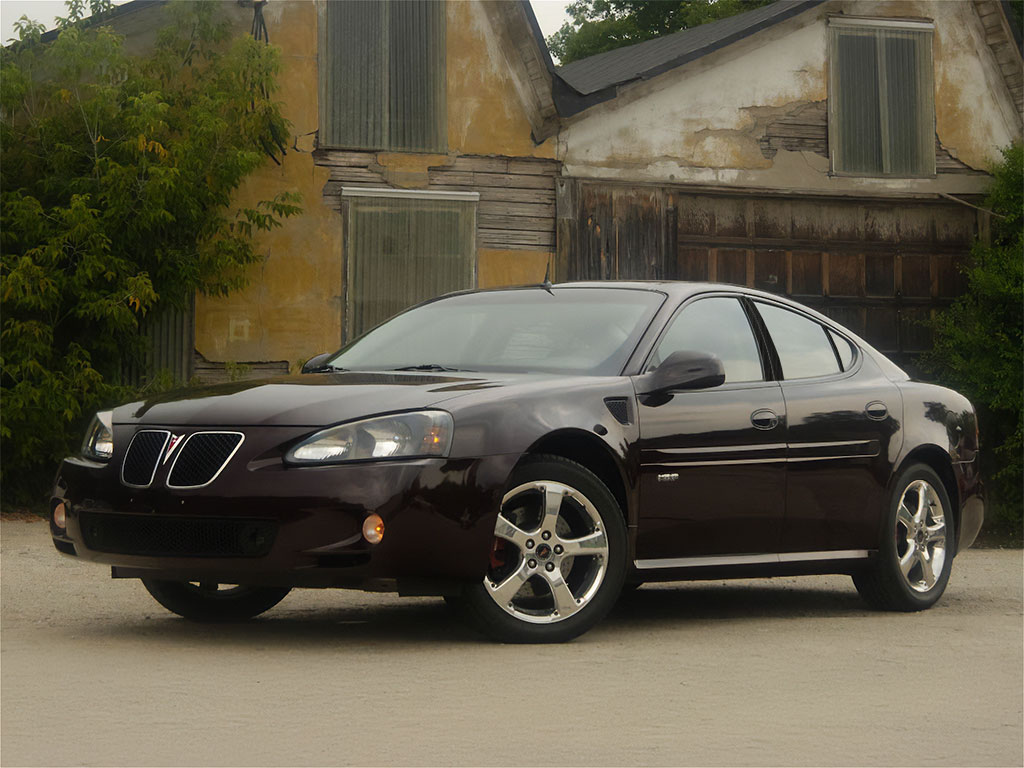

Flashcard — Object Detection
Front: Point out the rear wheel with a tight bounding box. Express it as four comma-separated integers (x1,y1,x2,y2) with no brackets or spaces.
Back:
141,579,291,621
459,455,627,643
853,463,954,611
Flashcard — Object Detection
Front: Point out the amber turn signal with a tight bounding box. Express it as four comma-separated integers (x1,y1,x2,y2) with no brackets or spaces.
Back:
362,513,384,545
52,502,66,529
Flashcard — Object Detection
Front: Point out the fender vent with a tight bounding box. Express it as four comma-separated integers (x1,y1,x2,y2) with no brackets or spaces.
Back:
603,397,633,426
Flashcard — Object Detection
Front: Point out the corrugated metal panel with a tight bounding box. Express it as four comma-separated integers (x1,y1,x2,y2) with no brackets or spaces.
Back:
123,297,195,386
320,0,445,152
344,192,476,340
830,23,935,176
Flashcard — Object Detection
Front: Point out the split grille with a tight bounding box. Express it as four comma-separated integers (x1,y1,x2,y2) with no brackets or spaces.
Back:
79,512,276,557
167,432,244,489
120,430,244,490
121,431,170,487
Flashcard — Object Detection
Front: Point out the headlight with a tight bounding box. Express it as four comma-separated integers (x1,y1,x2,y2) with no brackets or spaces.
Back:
285,410,453,465
81,411,114,461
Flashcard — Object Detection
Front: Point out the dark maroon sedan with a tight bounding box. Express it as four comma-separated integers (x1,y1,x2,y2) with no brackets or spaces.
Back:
51,282,984,642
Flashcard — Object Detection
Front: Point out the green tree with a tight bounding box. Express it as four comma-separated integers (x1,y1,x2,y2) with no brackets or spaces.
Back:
1,1,301,505
927,143,1023,538
548,0,775,65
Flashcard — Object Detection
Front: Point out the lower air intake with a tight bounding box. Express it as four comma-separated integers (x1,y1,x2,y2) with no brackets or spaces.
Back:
79,512,276,557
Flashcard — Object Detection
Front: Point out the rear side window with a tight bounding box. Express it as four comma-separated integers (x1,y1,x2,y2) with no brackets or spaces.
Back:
650,297,764,383
828,329,857,371
756,302,841,379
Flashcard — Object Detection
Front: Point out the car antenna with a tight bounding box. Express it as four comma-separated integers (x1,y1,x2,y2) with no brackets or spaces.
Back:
542,262,554,295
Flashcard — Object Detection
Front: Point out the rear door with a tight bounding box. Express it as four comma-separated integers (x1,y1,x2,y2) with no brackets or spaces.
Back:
632,295,787,564
750,300,902,555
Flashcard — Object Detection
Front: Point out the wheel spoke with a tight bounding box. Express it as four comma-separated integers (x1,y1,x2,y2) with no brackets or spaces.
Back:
540,484,564,532
544,570,581,618
488,560,530,606
493,513,533,550
559,530,607,558
896,502,916,534
914,482,929,525
925,521,946,544
899,548,918,578
918,548,936,587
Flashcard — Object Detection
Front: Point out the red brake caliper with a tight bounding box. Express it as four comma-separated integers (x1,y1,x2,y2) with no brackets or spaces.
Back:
489,538,507,570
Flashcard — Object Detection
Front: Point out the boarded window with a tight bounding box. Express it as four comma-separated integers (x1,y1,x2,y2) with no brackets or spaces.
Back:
829,18,935,177
320,0,446,152
343,189,477,340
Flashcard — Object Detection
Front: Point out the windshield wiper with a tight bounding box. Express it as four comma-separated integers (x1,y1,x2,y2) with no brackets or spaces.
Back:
306,363,348,373
390,364,466,372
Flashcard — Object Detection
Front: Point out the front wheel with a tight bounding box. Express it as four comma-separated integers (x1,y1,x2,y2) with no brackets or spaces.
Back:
853,463,955,611
459,455,627,643
141,579,291,621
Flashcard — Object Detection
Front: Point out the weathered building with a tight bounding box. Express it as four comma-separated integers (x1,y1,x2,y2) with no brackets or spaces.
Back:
65,0,1022,378
551,0,1022,369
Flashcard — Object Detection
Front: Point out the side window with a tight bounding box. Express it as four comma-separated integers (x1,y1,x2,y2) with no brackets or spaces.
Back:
828,329,857,371
650,297,764,383
756,303,841,379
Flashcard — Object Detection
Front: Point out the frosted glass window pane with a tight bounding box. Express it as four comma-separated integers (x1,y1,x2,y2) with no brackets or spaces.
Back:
345,196,475,339
830,24,934,176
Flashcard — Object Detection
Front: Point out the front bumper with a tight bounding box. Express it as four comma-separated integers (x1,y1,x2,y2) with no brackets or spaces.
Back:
51,431,519,592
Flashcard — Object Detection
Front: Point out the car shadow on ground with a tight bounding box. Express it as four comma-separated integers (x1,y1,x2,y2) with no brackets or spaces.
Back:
64,581,873,648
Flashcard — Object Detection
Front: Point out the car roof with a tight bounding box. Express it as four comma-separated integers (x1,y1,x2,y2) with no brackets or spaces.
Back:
445,280,909,382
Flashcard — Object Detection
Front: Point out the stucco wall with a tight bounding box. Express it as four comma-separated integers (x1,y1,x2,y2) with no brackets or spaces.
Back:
558,0,1021,193
195,0,556,365
194,1,340,365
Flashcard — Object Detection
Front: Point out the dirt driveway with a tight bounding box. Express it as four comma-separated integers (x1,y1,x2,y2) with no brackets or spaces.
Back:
2,519,1021,767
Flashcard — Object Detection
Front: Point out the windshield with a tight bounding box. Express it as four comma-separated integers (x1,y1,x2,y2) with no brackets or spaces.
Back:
329,287,665,376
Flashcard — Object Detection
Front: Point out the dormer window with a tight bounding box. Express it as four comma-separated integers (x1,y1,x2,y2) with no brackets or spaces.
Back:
828,17,935,177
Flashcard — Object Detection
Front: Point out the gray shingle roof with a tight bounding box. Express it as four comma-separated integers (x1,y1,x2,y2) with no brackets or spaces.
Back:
556,0,825,97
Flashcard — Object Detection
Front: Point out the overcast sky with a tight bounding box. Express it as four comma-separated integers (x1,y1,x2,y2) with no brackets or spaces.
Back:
2,0,572,47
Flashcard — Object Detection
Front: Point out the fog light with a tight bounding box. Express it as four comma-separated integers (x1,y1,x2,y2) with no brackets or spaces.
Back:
362,513,384,545
53,502,66,529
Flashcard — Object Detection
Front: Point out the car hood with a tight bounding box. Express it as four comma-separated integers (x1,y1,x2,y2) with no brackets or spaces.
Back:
114,371,551,427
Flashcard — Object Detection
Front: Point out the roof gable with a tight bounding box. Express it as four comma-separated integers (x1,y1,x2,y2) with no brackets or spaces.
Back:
555,0,824,106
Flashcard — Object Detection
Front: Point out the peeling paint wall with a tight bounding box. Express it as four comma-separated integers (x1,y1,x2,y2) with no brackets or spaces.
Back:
192,0,557,367
192,1,341,366
447,2,556,159
559,1,1021,193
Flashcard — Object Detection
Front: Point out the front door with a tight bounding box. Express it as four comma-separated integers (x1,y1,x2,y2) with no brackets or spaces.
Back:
633,295,787,564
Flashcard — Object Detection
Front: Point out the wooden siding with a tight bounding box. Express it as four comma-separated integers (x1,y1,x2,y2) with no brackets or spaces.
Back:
556,179,978,366
757,99,980,173
316,149,559,250
974,0,1023,117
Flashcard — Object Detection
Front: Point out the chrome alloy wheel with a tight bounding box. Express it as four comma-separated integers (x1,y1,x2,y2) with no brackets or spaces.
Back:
484,481,609,624
894,479,947,593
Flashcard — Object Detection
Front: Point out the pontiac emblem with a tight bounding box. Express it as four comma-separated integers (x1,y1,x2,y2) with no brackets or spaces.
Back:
163,434,185,464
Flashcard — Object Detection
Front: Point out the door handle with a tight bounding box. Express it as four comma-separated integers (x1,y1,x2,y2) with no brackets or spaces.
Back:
865,401,888,421
751,409,779,430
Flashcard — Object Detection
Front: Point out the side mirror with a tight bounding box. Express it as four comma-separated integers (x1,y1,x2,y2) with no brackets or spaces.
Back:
301,352,333,374
638,350,726,395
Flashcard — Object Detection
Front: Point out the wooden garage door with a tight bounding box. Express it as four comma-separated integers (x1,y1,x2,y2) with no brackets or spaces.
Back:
556,180,977,367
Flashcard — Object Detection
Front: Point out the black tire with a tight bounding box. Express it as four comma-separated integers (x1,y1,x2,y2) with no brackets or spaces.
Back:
853,463,955,611
141,579,291,622
459,455,627,643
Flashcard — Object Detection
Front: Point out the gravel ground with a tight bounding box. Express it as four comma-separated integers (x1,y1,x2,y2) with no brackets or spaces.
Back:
2,518,1021,767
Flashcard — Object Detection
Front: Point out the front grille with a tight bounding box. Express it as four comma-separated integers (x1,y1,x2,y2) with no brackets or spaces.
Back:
79,512,277,557
167,432,243,488
121,430,170,487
